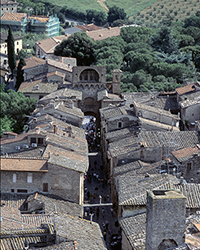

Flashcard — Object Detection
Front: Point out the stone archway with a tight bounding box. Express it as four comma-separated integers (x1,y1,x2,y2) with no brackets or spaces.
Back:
158,239,178,250
79,69,99,83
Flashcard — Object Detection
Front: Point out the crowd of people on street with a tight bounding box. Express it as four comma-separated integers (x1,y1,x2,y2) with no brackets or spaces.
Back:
83,116,122,249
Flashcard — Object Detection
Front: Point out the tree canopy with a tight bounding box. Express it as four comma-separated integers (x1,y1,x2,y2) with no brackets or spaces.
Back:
108,6,126,23
54,32,95,66
6,26,16,77
0,85,37,134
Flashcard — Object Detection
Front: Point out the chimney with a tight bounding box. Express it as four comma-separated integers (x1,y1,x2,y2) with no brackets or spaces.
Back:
146,190,186,250
53,124,57,133
179,176,184,184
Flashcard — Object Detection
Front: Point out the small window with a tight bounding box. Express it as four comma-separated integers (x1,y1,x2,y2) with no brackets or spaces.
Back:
38,137,43,145
17,41,18,45
11,189,14,192
27,173,32,183
118,121,123,128
31,137,36,143
13,174,16,183
187,163,192,171
43,183,48,192
39,95,43,99
17,189,27,193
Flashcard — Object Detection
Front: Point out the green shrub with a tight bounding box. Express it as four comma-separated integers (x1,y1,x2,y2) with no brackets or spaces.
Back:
141,13,144,18
187,11,190,15
137,11,140,16
153,7,157,11
158,15,162,20
157,9,160,13
161,11,165,15
169,9,173,13
174,11,178,15
145,15,150,20
153,13,157,18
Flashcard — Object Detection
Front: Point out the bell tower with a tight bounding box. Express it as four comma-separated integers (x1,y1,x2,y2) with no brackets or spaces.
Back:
112,69,121,95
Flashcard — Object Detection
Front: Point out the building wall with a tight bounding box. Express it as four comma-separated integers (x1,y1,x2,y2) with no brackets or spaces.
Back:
123,205,146,218
107,116,138,132
47,64,72,82
121,231,133,250
174,155,200,183
0,2,18,16
0,39,22,55
1,19,27,32
135,107,179,127
146,190,186,250
181,103,200,124
1,170,49,193
23,92,48,101
24,64,48,81
48,163,82,204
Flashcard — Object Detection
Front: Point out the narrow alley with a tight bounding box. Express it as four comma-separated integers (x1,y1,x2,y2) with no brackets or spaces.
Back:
83,117,121,250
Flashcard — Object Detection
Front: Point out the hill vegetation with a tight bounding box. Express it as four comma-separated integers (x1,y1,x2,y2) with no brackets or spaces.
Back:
54,12,200,93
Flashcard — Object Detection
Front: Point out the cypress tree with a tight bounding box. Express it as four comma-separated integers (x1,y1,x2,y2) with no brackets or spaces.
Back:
16,58,26,91
6,26,16,77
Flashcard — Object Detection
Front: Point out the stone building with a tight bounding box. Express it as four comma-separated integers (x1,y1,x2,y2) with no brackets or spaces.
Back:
0,122,88,205
0,31,22,57
0,0,18,16
171,145,200,183
146,190,186,250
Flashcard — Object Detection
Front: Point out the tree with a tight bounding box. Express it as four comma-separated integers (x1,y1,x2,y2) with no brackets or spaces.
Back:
6,26,16,77
16,58,26,91
54,32,95,66
108,6,126,23
0,86,37,134
151,26,179,54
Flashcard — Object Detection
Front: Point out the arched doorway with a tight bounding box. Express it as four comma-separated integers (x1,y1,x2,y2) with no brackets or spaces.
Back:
158,239,178,250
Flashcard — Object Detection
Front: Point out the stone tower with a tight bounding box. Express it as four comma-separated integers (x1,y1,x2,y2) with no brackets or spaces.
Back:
146,190,186,250
112,69,121,95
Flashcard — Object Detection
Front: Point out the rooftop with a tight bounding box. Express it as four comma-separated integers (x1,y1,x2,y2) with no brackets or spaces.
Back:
1,0,18,5
175,82,200,96
114,173,179,206
47,58,73,72
35,35,69,54
29,15,49,23
171,145,200,162
18,79,58,94
100,105,128,120
75,23,101,32
86,26,121,41
21,56,46,70
0,12,26,22
1,157,48,172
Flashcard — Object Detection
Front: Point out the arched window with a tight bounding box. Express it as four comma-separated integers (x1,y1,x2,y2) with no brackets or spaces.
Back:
118,121,123,128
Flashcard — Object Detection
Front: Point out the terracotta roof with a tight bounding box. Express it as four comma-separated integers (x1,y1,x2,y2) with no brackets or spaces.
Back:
75,23,101,32
0,133,28,145
1,157,48,172
29,15,49,23
171,145,200,162
0,12,26,22
175,83,200,96
36,36,69,54
86,27,121,41
1,0,18,5
22,56,46,70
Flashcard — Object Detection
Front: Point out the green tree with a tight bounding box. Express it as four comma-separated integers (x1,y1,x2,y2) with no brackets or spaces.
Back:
0,86,37,134
6,26,16,77
16,58,26,91
108,6,126,23
54,32,95,66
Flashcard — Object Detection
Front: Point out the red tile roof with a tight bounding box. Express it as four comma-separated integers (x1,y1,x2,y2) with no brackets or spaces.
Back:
175,83,200,95
29,15,49,23
75,23,101,32
0,133,28,145
1,157,48,172
0,12,26,22
171,146,200,160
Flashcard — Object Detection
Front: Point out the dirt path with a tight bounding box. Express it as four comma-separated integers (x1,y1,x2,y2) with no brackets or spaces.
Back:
97,0,109,12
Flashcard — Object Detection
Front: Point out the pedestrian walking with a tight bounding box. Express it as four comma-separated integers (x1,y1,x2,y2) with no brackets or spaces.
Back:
93,193,96,202
102,221,106,230
102,208,105,217
103,230,107,241
107,194,109,202
99,195,102,204
105,220,109,230
110,207,114,216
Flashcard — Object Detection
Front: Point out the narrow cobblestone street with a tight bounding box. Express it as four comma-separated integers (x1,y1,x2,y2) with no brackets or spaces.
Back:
83,151,121,250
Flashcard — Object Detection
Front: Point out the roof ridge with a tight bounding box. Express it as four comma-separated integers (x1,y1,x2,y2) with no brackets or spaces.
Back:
1,156,49,160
